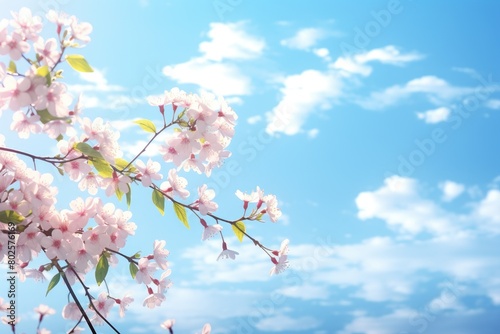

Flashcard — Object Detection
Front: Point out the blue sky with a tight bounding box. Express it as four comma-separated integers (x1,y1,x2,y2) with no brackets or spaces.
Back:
1,0,500,333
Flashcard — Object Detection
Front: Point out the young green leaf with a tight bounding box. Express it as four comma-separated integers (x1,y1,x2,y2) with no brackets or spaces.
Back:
0,210,25,224
232,221,246,242
115,158,137,172
91,159,113,178
173,202,189,229
66,54,94,72
152,189,165,215
36,109,62,124
7,61,17,73
74,142,104,160
115,186,123,201
133,119,157,133
129,262,138,279
95,254,109,286
126,184,132,208
46,273,61,296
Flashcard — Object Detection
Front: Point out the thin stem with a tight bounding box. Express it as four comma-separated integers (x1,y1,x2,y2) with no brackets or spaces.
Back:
120,121,175,172
0,147,87,166
53,262,97,334
67,263,121,334
68,315,84,334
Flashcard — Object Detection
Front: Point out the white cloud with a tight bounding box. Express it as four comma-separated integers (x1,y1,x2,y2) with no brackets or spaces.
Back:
357,75,486,110
163,58,251,96
417,107,451,124
199,22,265,61
266,46,424,136
440,180,465,202
338,309,412,334
266,69,342,135
332,45,423,77
163,22,264,97
307,128,319,138
71,68,125,93
355,176,458,235
313,48,331,61
474,189,500,232
276,283,329,300
486,99,500,109
255,314,321,332
281,28,326,50
247,115,262,124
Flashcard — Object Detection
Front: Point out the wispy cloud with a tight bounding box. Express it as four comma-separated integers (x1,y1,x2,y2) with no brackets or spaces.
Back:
266,46,423,136
163,22,264,97
280,27,327,50
417,107,451,124
439,180,465,202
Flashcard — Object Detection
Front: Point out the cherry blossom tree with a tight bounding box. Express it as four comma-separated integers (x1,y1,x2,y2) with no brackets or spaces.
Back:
0,7,289,334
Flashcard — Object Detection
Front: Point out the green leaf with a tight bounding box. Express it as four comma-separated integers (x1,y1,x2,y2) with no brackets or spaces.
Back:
115,186,123,201
232,221,246,242
115,158,137,172
95,254,109,286
7,61,17,73
173,202,189,229
36,65,51,85
74,142,104,160
129,262,138,279
91,159,113,178
126,184,132,208
152,189,165,215
57,167,64,176
66,54,94,72
36,109,62,124
133,119,157,133
46,273,60,296
0,210,25,224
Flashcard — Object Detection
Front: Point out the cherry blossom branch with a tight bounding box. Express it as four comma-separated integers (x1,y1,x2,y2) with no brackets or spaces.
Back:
52,261,97,334
0,147,87,167
105,248,138,264
120,120,176,173
65,262,121,334
152,184,268,252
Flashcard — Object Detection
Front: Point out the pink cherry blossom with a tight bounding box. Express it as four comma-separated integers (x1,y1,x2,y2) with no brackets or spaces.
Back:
136,159,162,187
34,304,55,318
0,31,30,60
135,258,157,284
217,242,239,261
89,292,114,325
82,225,110,256
34,37,60,67
202,223,223,241
200,323,212,334
34,82,73,117
41,229,72,260
263,194,282,222
69,16,92,43
46,10,72,34
62,302,82,320
195,184,218,215
143,289,165,309
10,111,42,138
161,319,175,331
0,75,33,111
78,172,101,195
104,172,131,197
150,240,169,270
116,294,134,318
10,7,42,41
160,169,190,199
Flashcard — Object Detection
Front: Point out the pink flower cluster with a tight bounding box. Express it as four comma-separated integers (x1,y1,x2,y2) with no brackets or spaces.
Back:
0,136,171,321
153,88,237,176
235,186,282,222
